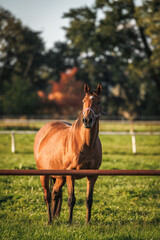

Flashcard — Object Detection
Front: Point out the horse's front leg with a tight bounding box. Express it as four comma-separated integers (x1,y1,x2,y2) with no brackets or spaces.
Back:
66,176,76,223
86,176,98,223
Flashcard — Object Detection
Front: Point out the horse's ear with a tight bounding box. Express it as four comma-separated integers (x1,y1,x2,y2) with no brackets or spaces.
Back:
97,83,102,95
84,83,90,93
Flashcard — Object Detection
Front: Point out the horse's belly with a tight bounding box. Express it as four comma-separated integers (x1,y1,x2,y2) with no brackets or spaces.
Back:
37,140,65,170
35,123,70,170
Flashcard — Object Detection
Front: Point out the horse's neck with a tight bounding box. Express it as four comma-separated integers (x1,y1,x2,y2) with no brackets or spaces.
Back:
73,113,99,148
83,120,99,147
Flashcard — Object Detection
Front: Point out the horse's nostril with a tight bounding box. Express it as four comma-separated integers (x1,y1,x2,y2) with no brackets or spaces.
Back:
83,118,87,124
89,117,92,124
83,117,92,126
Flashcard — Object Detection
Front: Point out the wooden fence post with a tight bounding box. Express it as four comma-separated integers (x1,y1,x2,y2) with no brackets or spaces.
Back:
11,132,15,153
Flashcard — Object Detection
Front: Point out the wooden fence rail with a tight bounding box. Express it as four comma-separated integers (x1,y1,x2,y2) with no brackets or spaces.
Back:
0,169,160,176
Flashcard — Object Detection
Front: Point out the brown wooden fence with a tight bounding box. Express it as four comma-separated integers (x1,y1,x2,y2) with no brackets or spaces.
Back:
0,169,160,176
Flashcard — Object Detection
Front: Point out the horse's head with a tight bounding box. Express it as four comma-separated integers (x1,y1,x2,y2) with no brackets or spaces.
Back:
82,83,102,128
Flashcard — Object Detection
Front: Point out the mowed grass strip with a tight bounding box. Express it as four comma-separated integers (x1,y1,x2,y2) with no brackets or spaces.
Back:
0,123,160,240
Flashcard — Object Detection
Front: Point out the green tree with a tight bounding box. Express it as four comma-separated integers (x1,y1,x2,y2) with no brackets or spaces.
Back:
63,0,160,117
0,7,48,114
2,75,40,114
45,41,80,81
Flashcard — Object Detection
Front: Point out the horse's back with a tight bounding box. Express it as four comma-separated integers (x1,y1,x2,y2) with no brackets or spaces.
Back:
34,121,71,166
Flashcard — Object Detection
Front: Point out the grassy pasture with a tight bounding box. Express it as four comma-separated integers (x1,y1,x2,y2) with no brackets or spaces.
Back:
1,119,160,132
0,121,160,239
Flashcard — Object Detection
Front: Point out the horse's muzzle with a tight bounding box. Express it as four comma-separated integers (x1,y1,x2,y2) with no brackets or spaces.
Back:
82,117,93,128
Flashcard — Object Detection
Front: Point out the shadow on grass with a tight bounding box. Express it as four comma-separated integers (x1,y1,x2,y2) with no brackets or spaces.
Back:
126,189,160,199
0,150,34,154
0,126,39,131
15,151,34,154
0,195,13,205
14,164,36,170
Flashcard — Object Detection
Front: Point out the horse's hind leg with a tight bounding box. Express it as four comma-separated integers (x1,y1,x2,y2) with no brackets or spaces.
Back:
40,175,52,224
55,187,63,217
52,178,65,219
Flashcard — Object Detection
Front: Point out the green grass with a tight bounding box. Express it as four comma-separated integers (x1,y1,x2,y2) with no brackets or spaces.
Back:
0,123,160,239
100,121,160,132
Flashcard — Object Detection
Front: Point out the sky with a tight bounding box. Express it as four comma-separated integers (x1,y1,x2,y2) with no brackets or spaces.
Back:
0,0,94,49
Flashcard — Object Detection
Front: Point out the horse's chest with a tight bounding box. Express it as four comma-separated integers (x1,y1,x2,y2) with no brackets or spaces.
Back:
64,149,98,170
63,137,101,170
77,159,93,170
78,152,97,169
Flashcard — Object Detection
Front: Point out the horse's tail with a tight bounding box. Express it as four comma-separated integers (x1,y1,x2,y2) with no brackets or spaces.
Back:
49,177,55,192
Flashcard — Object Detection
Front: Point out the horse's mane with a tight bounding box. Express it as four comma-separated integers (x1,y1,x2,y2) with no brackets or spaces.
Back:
75,111,83,128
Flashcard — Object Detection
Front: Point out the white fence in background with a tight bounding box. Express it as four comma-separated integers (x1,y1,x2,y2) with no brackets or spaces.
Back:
0,130,160,154
0,131,37,153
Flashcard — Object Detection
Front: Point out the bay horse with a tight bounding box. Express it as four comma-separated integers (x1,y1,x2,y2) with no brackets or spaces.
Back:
34,83,102,224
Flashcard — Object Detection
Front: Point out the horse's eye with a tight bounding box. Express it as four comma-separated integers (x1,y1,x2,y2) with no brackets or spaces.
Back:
97,101,100,105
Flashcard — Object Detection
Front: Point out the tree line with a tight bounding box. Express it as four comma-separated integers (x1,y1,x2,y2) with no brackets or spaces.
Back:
0,0,160,119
